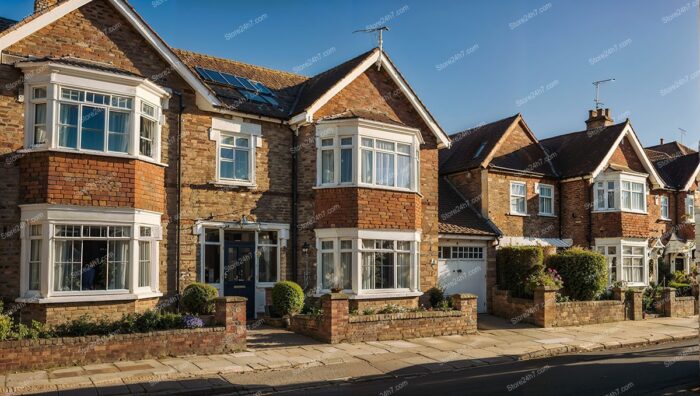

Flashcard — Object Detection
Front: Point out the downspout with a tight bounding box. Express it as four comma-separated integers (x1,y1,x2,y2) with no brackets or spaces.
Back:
588,182,594,248
291,126,299,283
558,181,563,239
173,91,185,301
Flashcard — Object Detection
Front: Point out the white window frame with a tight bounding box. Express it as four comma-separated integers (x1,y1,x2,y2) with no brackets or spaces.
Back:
594,238,648,286
439,245,484,260
256,230,280,286
686,195,695,223
537,183,554,216
28,224,43,292
18,205,162,302
593,172,648,214
19,62,169,165
29,86,48,147
660,195,670,220
315,228,421,298
210,118,261,187
314,119,423,193
509,181,527,215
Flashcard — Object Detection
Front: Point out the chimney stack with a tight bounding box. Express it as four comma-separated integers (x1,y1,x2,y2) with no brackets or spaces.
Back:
660,138,664,145
34,0,60,13
585,108,614,130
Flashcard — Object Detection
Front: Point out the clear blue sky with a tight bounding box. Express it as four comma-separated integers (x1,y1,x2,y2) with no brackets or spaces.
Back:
2,1,699,147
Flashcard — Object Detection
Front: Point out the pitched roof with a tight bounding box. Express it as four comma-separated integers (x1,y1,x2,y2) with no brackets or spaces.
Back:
0,17,16,33
539,122,628,179
646,141,696,157
652,152,700,190
318,109,405,127
174,48,307,119
291,49,378,115
439,114,518,174
645,148,670,162
18,56,143,77
438,178,498,236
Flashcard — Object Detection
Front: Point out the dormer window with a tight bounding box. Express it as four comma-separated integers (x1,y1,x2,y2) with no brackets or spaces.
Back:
18,60,170,164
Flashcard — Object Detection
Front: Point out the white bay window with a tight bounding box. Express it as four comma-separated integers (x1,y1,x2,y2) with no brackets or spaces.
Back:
315,118,422,192
19,205,162,302
685,195,695,222
316,229,421,297
593,171,648,213
595,238,648,286
19,61,169,164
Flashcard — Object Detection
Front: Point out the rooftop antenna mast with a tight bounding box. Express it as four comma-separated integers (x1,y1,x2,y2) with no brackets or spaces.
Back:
679,127,688,145
353,26,389,70
592,78,615,109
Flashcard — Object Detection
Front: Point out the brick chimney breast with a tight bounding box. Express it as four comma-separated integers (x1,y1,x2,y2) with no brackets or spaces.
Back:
34,0,61,13
585,108,614,130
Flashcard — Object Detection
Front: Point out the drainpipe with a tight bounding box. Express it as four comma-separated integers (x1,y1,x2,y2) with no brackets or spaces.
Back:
291,126,299,283
557,181,563,239
173,91,185,301
588,182,594,248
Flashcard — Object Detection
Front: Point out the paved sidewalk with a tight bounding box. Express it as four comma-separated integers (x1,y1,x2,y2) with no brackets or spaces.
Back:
2,315,697,395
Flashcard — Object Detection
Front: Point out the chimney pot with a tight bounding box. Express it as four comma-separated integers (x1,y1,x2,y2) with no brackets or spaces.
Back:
660,138,664,145
586,107,614,130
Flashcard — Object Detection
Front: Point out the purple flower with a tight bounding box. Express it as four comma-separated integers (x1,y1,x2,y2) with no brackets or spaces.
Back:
183,315,204,329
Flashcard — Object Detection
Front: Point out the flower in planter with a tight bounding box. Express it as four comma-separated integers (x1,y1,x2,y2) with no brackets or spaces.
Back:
182,315,204,329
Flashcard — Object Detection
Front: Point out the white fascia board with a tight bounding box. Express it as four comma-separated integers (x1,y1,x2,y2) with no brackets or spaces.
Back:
315,228,421,241
682,161,700,191
20,204,162,224
212,117,262,136
316,117,424,144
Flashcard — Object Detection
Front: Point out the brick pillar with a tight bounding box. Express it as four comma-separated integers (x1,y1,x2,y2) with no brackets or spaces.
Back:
320,293,349,344
533,286,558,327
662,288,676,317
624,289,644,320
451,293,478,333
215,296,247,350
612,287,626,302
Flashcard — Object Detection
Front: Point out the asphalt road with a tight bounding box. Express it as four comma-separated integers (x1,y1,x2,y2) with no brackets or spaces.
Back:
279,340,700,396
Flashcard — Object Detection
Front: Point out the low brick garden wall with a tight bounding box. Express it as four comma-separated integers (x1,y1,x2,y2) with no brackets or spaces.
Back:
492,286,643,327
291,293,477,343
0,297,247,373
660,288,699,318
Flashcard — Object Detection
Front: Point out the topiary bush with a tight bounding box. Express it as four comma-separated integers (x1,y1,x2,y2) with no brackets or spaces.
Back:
181,282,219,315
271,281,304,317
497,246,544,298
427,286,446,308
546,248,607,301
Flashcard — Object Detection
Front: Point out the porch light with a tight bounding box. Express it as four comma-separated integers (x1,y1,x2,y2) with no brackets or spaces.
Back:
302,242,310,255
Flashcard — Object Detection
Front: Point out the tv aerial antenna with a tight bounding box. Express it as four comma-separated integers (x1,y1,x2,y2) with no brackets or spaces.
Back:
679,128,688,145
353,26,389,70
593,78,615,109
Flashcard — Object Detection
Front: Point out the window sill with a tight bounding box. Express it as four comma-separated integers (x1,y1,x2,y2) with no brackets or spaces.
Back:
507,212,529,217
659,218,672,222
16,291,162,304
313,184,423,197
538,213,556,218
19,147,167,167
209,180,257,189
312,291,423,299
592,209,648,215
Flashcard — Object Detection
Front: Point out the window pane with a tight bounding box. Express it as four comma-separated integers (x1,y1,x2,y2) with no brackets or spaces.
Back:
340,240,352,250
376,152,394,186
81,106,106,151
235,137,249,147
340,251,352,289
362,251,394,289
321,138,333,147
397,154,411,188
138,241,150,287
397,252,411,288
205,228,220,242
397,143,411,155
321,240,334,250
340,137,352,146
81,240,108,291
220,160,234,179
234,149,250,180
321,150,334,183
340,148,352,183
54,240,81,291
141,102,156,117
221,135,235,145
32,87,47,99
397,241,411,251
258,246,277,283
361,138,374,148
107,240,129,290
29,239,41,290
376,140,394,151
33,103,47,145
258,231,277,245
139,117,155,158
321,252,334,289
58,104,79,148
204,244,221,283
108,111,129,153
361,150,373,183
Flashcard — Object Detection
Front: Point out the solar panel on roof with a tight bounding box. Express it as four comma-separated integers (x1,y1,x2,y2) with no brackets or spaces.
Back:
236,76,257,91
262,95,278,107
194,67,213,82
240,90,267,104
252,81,272,95
204,69,229,85
221,73,246,89
195,67,279,106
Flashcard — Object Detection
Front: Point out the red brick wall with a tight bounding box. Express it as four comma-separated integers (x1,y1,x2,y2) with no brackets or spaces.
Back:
607,136,646,173
446,168,483,214
314,188,421,229
490,123,534,159
560,179,591,246
19,151,165,213
19,298,159,326
485,171,559,238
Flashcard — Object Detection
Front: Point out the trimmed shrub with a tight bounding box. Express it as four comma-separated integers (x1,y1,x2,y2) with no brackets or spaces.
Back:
427,286,446,308
182,282,219,315
497,246,544,297
523,267,563,296
669,281,692,297
271,281,304,317
546,248,607,301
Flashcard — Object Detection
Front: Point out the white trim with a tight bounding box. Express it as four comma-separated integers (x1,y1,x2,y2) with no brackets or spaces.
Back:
590,123,663,188
509,181,527,215
210,118,259,186
438,234,495,241
295,51,450,148
314,228,421,241
16,291,162,304
682,162,700,191
537,183,555,216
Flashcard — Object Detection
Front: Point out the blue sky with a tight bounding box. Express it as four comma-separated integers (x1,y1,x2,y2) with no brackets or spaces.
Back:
2,1,699,147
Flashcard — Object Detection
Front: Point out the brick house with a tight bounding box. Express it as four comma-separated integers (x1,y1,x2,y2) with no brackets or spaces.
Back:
0,0,451,324
438,108,698,311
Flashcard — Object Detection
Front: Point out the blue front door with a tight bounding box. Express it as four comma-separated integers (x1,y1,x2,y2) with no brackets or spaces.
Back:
223,233,255,319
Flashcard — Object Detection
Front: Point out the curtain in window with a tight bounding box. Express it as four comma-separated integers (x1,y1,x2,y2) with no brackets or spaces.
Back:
140,117,155,157
321,251,334,289
54,240,80,291
59,104,79,148
81,106,105,150
376,152,394,186
235,149,250,180
361,252,374,290
139,241,150,287
340,148,352,183
29,240,41,290
340,251,352,289
258,246,278,283
321,150,334,183
397,252,410,288
397,155,410,188
361,150,373,183
108,240,129,290
108,111,129,153
34,103,47,144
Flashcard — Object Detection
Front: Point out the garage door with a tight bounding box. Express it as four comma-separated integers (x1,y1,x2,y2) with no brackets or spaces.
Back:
438,246,487,313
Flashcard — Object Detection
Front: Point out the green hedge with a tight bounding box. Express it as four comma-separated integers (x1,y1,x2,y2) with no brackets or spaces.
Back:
271,281,304,317
546,248,607,301
497,246,544,297
181,282,219,315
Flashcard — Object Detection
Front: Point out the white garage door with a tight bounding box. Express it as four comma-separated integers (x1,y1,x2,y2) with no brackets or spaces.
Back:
438,246,487,313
